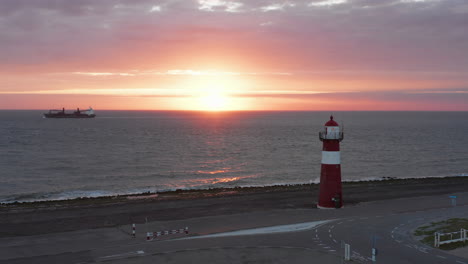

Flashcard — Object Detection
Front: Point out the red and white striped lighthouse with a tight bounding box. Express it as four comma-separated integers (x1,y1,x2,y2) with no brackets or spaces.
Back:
318,115,344,209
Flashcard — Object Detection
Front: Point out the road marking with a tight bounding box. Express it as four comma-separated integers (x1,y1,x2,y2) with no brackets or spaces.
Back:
329,234,332,238
182,220,332,239
333,239,337,243
337,222,343,225
328,249,336,252
315,234,318,238
419,249,428,254
323,246,330,249
330,225,335,229
436,255,447,259
360,217,369,220
100,250,145,259
456,261,467,264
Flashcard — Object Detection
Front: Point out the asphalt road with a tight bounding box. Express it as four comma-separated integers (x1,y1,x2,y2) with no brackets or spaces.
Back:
1,191,468,263
314,205,468,263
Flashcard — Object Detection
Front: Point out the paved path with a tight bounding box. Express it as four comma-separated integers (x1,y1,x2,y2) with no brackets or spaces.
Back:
1,192,468,263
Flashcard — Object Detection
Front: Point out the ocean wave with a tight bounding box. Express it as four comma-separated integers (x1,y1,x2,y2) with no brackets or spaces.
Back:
1,173,466,204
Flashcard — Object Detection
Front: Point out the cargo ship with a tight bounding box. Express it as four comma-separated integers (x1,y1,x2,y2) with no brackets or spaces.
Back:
43,107,96,118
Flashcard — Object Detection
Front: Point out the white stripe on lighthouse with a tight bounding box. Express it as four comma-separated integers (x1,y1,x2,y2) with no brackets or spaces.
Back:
321,151,341,164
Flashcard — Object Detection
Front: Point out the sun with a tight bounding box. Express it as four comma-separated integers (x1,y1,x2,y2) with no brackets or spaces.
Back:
199,93,228,111
173,73,251,111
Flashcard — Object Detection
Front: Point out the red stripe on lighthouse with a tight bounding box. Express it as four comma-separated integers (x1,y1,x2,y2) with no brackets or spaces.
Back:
317,116,343,209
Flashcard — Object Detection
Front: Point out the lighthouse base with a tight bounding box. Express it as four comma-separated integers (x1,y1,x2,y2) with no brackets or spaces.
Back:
317,204,344,209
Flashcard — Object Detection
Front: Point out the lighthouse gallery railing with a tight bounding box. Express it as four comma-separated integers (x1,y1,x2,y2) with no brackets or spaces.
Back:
319,131,344,141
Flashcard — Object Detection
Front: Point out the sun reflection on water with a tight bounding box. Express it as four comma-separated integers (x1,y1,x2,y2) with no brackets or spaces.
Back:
178,174,259,188
196,169,229,175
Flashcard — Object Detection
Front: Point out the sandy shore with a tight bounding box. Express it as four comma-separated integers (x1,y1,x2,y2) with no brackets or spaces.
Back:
1,177,468,238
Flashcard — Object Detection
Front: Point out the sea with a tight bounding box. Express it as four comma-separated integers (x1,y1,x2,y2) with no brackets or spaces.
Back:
1,110,467,203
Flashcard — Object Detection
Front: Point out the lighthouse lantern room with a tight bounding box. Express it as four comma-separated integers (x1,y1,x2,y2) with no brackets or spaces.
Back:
317,115,344,209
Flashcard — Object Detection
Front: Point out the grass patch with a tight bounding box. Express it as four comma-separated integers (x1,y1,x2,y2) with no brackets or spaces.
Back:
414,218,468,250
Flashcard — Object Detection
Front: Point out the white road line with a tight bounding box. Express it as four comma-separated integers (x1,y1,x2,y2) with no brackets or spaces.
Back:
337,222,343,225
328,229,331,233
419,250,428,254
328,249,336,252
323,246,330,249
315,234,318,238
436,255,447,259
456,261,467,264
100,250,145,259
182,220,332,239
330,225,335,229
333,239,337,243
329,234,332,238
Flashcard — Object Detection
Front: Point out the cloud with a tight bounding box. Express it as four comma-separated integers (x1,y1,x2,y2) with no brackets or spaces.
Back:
260,2,296,12
1,0,468,73
72,72,136,77
308,0,348,7
0,0,468,111
198,0,244,12
70,70,292,76
149,5,161,12
0,88,190,97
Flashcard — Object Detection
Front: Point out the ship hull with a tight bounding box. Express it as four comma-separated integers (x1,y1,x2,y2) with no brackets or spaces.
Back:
43,114,96,118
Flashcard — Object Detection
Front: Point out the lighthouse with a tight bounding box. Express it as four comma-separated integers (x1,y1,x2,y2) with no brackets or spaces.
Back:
318,115,344,209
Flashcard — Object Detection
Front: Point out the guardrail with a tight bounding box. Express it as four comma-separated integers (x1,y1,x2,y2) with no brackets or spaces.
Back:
434,229,466,247
147,227,189,241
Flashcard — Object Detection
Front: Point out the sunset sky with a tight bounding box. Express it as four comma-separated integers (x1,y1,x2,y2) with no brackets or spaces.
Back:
1,0,468,111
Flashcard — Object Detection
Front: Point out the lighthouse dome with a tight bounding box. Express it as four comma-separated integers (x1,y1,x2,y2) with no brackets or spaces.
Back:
325,115,339,126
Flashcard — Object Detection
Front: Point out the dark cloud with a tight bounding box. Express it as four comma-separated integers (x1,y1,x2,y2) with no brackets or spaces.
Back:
0,0,467,73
